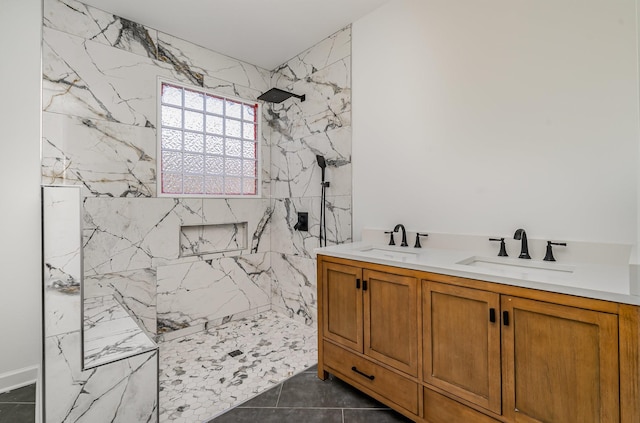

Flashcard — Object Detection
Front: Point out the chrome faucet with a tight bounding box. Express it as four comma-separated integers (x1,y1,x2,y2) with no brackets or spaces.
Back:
394,224,408,247
513,228,531,259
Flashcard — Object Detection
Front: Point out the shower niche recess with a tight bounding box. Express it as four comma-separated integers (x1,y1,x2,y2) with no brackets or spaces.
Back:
179,222,249,257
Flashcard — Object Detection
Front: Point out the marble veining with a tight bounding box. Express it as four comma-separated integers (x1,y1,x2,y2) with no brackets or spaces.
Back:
37,2,362,423
46,331,158,423
263,24,353,327
157,42,204,87
271,126,351,199
43,27,196,128
43,186,83,337
84,268,157,334
269,196,352,259
200,199,272,255
156,305,272,343
82,197,204,274
156,253,271,334
159,311,317,422
272,26,351,88
42,112,156,197
83,295,156,369
81,196,274,335
158,32,270,92
44,0,159,59
180,223,247,257
280,58,351,142
270,253,318,325
43,185,159,423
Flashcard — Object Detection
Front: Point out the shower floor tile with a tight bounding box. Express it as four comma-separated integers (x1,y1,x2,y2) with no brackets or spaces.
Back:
159,311,317,423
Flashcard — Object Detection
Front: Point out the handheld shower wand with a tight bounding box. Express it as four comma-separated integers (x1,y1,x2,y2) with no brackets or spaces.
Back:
316,155,326,182
316,155,329,247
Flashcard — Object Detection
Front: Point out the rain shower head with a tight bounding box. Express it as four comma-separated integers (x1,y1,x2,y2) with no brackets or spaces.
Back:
257,88,306,104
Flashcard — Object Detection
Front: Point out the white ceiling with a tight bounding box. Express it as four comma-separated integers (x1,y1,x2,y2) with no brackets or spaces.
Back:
79,0,390,70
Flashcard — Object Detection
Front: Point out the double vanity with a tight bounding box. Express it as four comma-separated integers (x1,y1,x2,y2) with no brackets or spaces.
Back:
316,231,640,423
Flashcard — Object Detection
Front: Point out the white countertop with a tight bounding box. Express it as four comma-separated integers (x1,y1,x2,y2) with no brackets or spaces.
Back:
316,241,640,307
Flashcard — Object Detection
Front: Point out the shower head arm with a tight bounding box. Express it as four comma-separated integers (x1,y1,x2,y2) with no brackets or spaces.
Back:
257,88,306,103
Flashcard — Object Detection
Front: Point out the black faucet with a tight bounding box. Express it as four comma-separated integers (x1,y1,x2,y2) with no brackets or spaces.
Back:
513,228,531,259
414,233,429,248
394,224,408,247
385,231,396,246
544,241,567,262
489,237,508,257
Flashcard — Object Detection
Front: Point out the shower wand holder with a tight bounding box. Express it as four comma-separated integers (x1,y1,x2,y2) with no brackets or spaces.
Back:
321,181,330,187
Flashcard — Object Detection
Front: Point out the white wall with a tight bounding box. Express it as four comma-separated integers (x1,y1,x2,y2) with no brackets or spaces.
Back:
637,1,640,264
352,0,639,245
0,0,42,390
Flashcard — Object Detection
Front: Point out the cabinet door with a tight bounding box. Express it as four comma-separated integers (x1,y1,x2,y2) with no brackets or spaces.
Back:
363,269,418,376
423,282,502,414
322,261,363,352
502,296,619,423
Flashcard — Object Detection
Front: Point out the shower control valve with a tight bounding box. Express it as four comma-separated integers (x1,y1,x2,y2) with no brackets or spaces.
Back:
294,212,308,232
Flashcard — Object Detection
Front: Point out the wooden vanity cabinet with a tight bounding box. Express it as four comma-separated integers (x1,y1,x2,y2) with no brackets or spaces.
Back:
501,296,619,423
322,261,363,352
321,260,419,375
423,283,620,423
318,255,640,423
319,258,420,416
422,282,502,414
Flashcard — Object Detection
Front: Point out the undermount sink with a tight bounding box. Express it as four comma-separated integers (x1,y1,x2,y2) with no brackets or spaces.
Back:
457,256,575,278
354,247,419,262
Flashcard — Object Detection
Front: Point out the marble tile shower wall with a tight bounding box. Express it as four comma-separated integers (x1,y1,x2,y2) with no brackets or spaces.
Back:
42,0,275,338
268,28,353,324
43,186,158,423
41,1,351,421
42,0,352,336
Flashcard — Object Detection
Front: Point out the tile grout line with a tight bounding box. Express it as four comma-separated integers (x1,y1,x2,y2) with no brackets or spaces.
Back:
274,382,284,408
0,402,37,404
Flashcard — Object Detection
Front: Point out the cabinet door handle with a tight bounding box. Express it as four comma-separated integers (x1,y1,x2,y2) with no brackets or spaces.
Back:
351,366,375,380
503,311,510,326
356,278,360,289
489,308,496,323
362,280,368,291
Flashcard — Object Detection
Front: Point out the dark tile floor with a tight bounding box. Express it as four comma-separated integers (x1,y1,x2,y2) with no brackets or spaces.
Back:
0,384,36,423
208,366,414,423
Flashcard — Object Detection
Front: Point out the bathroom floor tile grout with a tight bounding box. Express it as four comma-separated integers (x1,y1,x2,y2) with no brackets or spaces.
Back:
0,384,37,423
274,383,284,408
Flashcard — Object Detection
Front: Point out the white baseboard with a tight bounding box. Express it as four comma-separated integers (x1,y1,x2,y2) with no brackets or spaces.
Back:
0,365,38,394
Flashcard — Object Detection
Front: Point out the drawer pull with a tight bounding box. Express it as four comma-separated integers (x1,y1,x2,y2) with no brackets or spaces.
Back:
351,366,375,380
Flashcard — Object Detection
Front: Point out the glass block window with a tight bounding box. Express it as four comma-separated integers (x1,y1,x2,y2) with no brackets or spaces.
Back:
159,81,260,197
